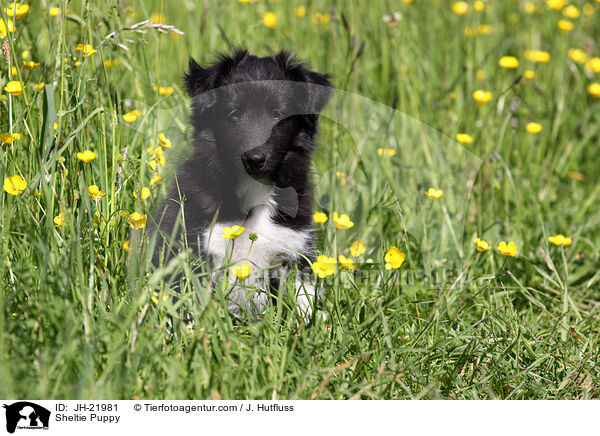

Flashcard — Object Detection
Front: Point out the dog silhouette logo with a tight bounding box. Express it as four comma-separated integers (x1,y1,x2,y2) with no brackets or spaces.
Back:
2,402,50,433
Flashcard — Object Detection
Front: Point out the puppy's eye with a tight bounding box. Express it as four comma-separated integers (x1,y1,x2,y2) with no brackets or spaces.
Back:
271,109,284,119
228,109,242,119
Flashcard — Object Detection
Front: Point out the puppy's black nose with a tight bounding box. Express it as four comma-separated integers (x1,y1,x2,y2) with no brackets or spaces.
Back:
243,151,266,169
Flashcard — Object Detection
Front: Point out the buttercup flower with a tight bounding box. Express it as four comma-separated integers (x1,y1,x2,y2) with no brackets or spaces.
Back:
548,234,572,246
311,12,330,24
313,211,328,223
524,70,536,79
123,110,141,122
88,185,106,201
557,19,573,33
4,81,25,97
296,6,306,18
76,150,96,163
222,225,245,239
133,187,151,200
474,0,485,11
23,60,40,70
426,187,443,199
54,212,64,227
128,212,147,229
150,173,162,186
497,241,517,257
524,49,551,63
338,255,355,270
232,264,252,280
476,237,491,252
0,132,21,144
478,24,492,35
4,175,27,195
350,240,366,257
568,49,587,64
312,255,337,278
587,83,600,98
0,19,14,38
158,133,172,148
451,1,469,15
586,57,600,73
150,12,165,24
377,148,396,156
49,7,60,17
263,12,277,29
384,247,406,270
4,3,29,19
333,212,354,229
34,83,45,91
123,240,130,251
472,90,492,104
456,133,473,144
151,291,168,305
498,56,519,69
546,0,567,10
526,122,542,134
562,5,580,18
76,44,98,58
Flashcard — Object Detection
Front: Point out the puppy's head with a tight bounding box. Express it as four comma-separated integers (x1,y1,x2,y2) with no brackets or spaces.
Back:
185,49,332,181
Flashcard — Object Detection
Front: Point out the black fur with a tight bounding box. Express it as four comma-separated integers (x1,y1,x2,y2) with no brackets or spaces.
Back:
151,49,332,265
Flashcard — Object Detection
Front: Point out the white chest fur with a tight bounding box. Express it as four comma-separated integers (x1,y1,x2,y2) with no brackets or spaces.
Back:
203,204,309,272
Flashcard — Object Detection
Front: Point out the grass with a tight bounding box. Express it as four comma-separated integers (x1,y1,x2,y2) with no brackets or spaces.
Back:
1,0,599,399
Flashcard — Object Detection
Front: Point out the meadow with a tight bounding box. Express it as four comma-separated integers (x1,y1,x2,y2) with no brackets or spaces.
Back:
1,0,599,399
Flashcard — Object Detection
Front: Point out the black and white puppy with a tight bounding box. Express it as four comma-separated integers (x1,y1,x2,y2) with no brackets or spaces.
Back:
152,49,332,319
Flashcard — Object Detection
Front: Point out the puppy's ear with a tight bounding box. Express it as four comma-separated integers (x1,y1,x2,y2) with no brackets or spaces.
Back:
273,51,333,132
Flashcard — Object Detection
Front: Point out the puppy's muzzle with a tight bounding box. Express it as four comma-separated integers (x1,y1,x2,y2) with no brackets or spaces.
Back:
241,148,269,177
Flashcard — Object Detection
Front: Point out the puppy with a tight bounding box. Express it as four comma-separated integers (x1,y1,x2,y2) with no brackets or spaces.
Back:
151,49,332,320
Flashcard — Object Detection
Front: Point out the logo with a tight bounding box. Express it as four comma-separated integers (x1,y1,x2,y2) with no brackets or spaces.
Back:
2,402,50,434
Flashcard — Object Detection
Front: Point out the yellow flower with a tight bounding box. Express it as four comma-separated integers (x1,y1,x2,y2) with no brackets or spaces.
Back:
497,241,517,257
123,240,131,252
76,150,96,163
232,264,252,280
456,133,473,144
568,48,587,64
296,6,306,18
4,81,25,97
498,56,519,69
525,2,536,13
557,19,573,32
263,12,277,29
587,83,600,98
349,240,366,257
128,212,147,229
377,148,396,156
338,255,355,270
524,49,551,63
452,1,469,15
49,7,60,17
23,60,40,71
472,89,492,104
313,211,328,223
76,44,98,58
34,82,45,91
524,70,536,79
478,24,492,35
583,3,595,15
475,237,491,252
21,50,30,59
384,247,406,270
133,187,151,200
150,173,162,186
311,12,330,24
4,174,27,196
4,2,29,19
526,122,542,134
546,0,567,10
476,69,486,80
158,133,172,148
586,57,600,73
0,19,14,38
54,212,64,227
562,5,580,18
311,255,336,278
332,212,354,229
123,110,141,123
150,12,165,24
156,86,174,96
88,185,106,201
222,225,245,239
426,187,444,199
548,234,572,247
0,132,21,144
463,27,477,37
474,0,485,11
151,291,169,305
